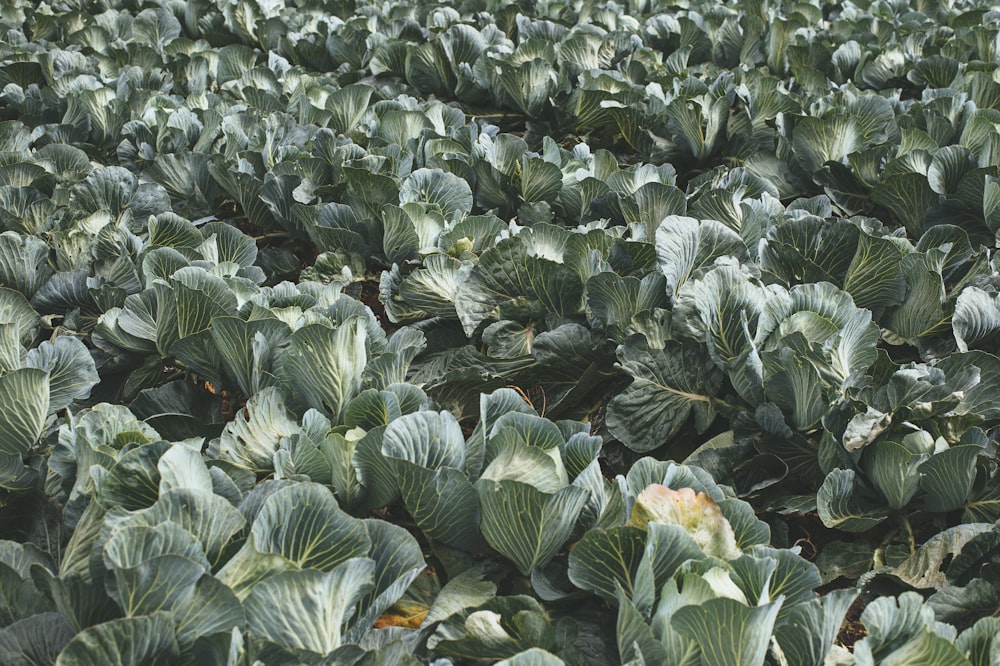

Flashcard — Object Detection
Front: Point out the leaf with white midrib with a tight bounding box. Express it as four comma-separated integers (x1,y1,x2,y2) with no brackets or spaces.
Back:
382,410,466,470
283,319,367,420
0,367,48,458
936,351,1000,421
477,479,587,575
396,463,484,550
54,612,180,666
169,267,238,340
606,340,723,452
672,597,783,666
25,336,99,413
773,589,857,666
0,287,39,346
793,114,863,174
141,489,246,567
210,316,290,396
681,264,767,369
133,8,181,50
586,272,667,339
326,84,374,136
879,628,976,666
0,232,51,299
520,157,562,203
919,446,981,513
617,591,666,664
842,232,906,315
953,287,1000,353
871,173,938,236
885,254,950,342
867,440,927,511
0,612,74,666
816,468,887,533
245,559,375,656
655,216,747,296
345,519,425,644
567,525,647,601
171,575,243,650
250,483,370,571
400,168,474,220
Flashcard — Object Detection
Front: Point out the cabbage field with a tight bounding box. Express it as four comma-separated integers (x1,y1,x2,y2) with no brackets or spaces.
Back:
2,0,1000,663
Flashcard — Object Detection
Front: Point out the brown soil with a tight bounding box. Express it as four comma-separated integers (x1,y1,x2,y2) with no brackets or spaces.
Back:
359,279,397,336
837,595,869,650
783,511,835,562
786,511,870,648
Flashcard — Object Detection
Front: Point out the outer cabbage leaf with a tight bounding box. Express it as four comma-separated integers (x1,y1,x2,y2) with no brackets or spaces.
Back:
101,522,210,617
792,114,863,175
606,340,722,452
245,558,375,656
0,287,39,347
0,367,48,465
586,272,668,343
217,483,370,597
673,264,769,369
497,648,565,666
344,519,425,644
671,597,783,666
655,216,748,296
399,168,474,220
0,612,74,665
567,526,647,601
216,387,300,472
381,411,483,550
953,287,1000,353
209,316,290,397
477,479,587,575
956,618,1000,666
428,595,557,662
54,613,180,666
0,232,52,299
282,319,367,419
817,469,888,532
854,592,970,666
773,589,858,666
454,237,584,336
25,336,99,412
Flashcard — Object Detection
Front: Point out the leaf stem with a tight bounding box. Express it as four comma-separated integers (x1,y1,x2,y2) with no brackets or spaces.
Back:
900,515,916,555
161,370,185,383
708,395,750,415
253,231,293,241
469,113,527,120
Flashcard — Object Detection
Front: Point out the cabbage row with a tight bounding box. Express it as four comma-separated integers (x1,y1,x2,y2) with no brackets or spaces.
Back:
1,0,1000,663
